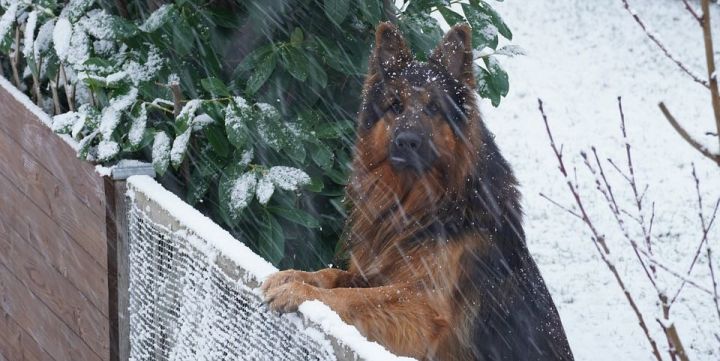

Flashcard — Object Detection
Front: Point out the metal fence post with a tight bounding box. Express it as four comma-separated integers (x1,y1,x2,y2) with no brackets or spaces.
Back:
105,161,155,361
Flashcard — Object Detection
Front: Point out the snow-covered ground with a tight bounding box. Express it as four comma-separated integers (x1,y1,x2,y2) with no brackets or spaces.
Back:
479,1,720,360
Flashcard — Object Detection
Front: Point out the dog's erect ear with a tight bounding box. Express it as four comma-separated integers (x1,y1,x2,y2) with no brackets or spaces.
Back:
430,24,474,86
372,22,411,78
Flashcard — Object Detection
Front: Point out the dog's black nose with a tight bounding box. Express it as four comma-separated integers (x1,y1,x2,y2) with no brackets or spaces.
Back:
391,130,430,170
394,131,422,152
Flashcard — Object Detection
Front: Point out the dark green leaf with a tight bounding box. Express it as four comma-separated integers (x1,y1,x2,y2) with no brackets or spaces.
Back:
307,177,324,192
324,0,351,26
205,124,231,157
290,27,303,46
477,0,512,40
485,56,509,98
201,77,231,97
259,211,285,264
399,14,443,60
359,0,382,24
462,3,498,50
306,54,328,88
280,47,308,82
311,143,334,170
437,7,464,26
405,0,448,13
245,51,277,95
235,45,273,74
268,207,320,228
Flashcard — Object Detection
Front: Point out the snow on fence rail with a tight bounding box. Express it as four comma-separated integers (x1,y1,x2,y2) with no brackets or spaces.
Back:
125,175,411,361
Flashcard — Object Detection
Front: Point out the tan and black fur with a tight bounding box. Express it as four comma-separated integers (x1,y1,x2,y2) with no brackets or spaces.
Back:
262,23,574,361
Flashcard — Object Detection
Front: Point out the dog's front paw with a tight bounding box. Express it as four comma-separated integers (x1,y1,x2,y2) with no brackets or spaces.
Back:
263,281,319,313
261,270,314,294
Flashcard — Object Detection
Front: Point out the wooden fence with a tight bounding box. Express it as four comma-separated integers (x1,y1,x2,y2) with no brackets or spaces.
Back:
0,80,129,361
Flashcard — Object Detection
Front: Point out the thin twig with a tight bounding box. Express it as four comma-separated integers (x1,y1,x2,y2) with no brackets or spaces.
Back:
708,246,720,325
659,102,720,165
583,148,658,289
618,97,656,258
50,70,61,115
539,192,583,220
681,0,703,24
637,245,718,298
31,56,43,106
621,0,710,88
670,165,720,304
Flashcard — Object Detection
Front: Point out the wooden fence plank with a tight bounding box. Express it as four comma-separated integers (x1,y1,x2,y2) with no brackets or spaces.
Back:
0,87,105,219
0,262,103,361
0,225,109,359
0,129,106,267
0,309,56,361
0,177,108,316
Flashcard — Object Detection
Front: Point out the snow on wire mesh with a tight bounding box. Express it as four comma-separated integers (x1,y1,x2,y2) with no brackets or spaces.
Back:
126,176,411,361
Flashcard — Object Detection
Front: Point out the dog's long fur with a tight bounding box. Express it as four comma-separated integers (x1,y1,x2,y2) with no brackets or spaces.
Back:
262,23,574,361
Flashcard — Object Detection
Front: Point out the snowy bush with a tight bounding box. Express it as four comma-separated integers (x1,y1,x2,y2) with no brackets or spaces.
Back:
0,0,514,268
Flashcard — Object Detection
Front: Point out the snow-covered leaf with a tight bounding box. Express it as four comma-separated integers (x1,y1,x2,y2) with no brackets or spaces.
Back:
34,19,55,60
266,166,311,191
139,4,176,33
0,2,19,49
224,101,253,149
22,11,38,60
152,131,170,176
60,0,94,22
97,139,119,161
255,176,274,205
178,99,202,122
229,172,257,212
52,111,80,133
495,45,526,57
255,103,287,151
128,104,147,146
99,107,121,139
52,17,72,61
170,127,191,168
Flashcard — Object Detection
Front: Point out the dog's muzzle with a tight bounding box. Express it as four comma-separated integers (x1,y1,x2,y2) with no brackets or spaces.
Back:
390,130,434,171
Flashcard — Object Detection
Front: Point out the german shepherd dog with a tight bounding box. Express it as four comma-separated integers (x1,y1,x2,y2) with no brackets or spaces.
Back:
262,23,574,361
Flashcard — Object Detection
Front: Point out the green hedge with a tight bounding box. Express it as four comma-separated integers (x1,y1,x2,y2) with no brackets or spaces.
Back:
0,0,515,269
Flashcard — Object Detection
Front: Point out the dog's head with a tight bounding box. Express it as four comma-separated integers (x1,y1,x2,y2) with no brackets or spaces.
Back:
355,22,480,192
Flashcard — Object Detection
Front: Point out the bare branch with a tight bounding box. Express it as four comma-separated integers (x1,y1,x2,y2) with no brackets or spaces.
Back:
10,25,21,87
659,102,720,165
620,0,710,88
700,0,720,156
538,98,665,361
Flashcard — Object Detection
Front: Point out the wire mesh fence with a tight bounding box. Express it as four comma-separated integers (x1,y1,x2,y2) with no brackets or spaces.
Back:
125,176,407,361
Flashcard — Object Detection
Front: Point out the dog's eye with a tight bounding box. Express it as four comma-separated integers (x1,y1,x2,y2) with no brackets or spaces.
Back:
426,102,439,115
390,101,403,114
